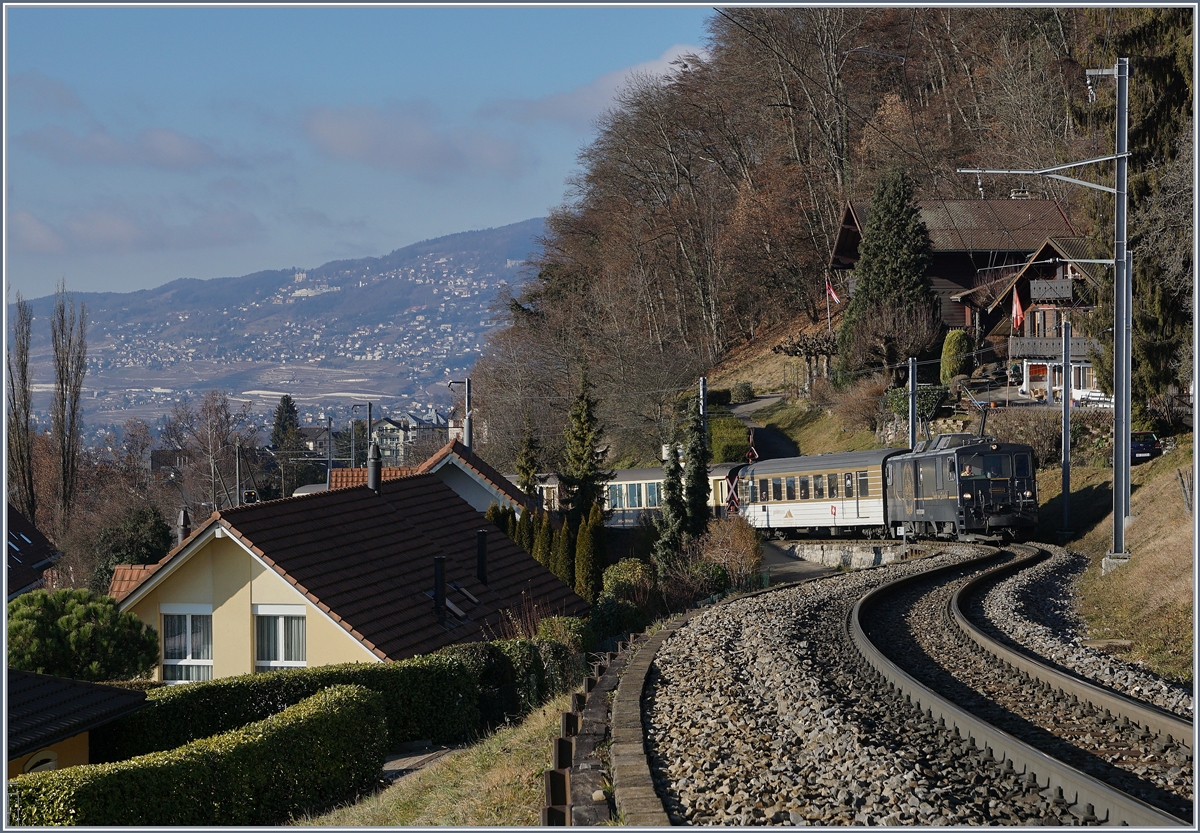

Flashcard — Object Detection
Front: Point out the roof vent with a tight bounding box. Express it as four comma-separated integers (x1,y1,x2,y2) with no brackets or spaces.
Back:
1009,188,1031,199
367,442,382,494
176,507,191,548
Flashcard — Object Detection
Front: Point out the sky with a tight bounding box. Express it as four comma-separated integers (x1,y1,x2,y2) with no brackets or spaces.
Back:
4,4,713,299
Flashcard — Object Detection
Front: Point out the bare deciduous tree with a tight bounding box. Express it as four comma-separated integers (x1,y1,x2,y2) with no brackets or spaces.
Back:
50,283,87,535
7,293,37,525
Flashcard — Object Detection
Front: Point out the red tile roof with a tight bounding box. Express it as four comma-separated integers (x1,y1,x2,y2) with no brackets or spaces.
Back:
327,467,413,490
111,475,587,662
7,504,59,600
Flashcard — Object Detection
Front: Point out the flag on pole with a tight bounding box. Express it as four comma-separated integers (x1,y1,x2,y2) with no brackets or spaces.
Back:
825,275,842,305
1011,289,1025,332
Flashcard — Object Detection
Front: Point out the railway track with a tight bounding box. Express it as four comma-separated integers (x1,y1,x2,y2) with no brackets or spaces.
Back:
643,545,1193,825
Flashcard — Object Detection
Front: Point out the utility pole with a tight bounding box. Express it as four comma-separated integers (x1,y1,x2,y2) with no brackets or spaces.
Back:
235,438,242,507
957,57,1130,559
448,378,472,451
699,376,707,437
1061,320,1073,540
908,357,917,449
325,416,333,489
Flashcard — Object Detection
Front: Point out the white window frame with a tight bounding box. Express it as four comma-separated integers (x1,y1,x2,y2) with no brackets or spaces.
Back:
161,603,213,684
253,604,307,673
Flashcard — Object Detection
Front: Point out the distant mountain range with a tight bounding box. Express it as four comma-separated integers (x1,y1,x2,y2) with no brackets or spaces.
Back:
15,218,545,434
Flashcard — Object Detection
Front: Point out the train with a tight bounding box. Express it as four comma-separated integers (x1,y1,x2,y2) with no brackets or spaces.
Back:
736,433,1038,541
525,433,1037,541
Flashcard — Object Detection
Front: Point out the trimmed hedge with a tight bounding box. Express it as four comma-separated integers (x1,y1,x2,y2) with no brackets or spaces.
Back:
7,684,387,826
91,653,478,763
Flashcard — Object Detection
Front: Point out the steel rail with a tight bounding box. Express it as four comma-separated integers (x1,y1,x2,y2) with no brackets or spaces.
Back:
850,550,1186,827
951,545,1194,752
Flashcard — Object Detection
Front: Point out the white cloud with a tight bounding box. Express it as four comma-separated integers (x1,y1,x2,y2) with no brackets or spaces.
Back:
16,125,239,172
9,71,87,114
8,204,264,255
302,100,529,179
481,44,706,129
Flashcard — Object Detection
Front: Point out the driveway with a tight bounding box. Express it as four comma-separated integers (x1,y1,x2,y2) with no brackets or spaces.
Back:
726,396,798,460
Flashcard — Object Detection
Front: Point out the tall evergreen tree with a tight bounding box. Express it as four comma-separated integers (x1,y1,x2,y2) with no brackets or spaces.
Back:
532,510,553,567
574,511,597,604
551,522,574,588
271,395,301,448
590,502,608,583
556,375,614,530
516,507,535,554
515,431,542,499
50,283,87,532
89,504,173,595
836,168,937,376
652,446,686,574
682,397,712,540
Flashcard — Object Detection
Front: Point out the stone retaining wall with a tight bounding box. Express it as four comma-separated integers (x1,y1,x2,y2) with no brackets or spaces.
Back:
788,542,908,569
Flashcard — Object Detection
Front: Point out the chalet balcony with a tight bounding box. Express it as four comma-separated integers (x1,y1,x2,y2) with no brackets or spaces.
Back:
1029,279,1074,301
1009,336,1100,361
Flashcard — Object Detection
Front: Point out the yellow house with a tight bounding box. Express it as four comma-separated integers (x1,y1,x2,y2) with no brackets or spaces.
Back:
8,670,148,777
110,470,588,683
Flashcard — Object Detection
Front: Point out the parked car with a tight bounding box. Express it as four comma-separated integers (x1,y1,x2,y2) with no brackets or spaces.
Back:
1130,431,1163,463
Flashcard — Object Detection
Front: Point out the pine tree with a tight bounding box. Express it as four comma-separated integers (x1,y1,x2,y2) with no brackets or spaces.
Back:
682,397,712,540
515,431,541,498
837,168,937,375
532,510,553,567
551,521,574,588
574,513,596,603
652,446,686,574
516,507,534,554
557,375,613,531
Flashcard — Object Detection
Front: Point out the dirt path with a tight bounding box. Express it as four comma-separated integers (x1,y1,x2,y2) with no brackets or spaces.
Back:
726,396,798,460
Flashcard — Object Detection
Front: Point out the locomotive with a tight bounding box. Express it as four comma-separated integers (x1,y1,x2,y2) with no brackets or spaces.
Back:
735,433,1038,541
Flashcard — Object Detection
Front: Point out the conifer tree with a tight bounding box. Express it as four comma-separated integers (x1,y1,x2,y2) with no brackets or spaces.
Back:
556,375,613,531
515,431,541,499
516,507,534,554
652,446,686,574
574,513,597,604
551,522,574,588
837,168,937,375
532,510,553,567
682,397,712,540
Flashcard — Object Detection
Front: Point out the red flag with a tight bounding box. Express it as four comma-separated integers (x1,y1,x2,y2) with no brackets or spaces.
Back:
826,275,842,305
1011,290,1025,332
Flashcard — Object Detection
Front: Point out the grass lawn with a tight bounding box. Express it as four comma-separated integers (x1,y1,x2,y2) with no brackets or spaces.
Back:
750,398,882,454
291,691,574,827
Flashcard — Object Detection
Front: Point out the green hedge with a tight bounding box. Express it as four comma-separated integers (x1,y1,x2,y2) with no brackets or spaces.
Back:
91,654,478,763
709,415,750,463
7,684,387,826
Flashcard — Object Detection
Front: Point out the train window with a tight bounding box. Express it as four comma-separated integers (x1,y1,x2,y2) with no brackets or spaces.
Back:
608,484,624,509
844,473,854,498
886,465,893,487
647,482,660,508
786,477,796,500
960,454,984,477
946,459,956,482
983,455,1012,477
627,483,642,508
857,471,869,497
749,480,758,503
1014,454,1031,478
798,476,809,499
814,475,824,499
772,478,782,501
759,479,769,501
828,474,838,498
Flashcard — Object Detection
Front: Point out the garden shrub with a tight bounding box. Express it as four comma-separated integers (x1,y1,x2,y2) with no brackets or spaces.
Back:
436,641,519,730
602,558,656,604
8,684,386,826
731,381,755,403
689,562,730,597
831,374,890,432
535,638,581,696
588,594,646,643
940,329,973,385
705,387,732,407
536,616,591,654
709,415,750,463
91,654,478,762
494,639,545,718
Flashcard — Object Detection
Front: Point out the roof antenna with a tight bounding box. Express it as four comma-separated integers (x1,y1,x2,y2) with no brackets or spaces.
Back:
975,172,985,199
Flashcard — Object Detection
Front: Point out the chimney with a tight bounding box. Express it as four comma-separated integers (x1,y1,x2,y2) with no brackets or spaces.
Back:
433,556,446,619
176,507,191,548
367,442,381,493
476,529,488,585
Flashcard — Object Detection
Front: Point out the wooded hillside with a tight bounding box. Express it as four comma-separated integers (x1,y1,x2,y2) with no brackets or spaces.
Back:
474,8,1192,471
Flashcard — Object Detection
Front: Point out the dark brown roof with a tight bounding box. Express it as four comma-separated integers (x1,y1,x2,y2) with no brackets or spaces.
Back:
985,237,1103,314
114,476,587,662
831,199,1077,269
8,669,148,758
7,505,58,601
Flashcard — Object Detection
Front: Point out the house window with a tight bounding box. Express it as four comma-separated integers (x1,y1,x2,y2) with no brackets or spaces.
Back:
161,604,213,683
646,482,661,508
626,483,642,509
254,605,306,672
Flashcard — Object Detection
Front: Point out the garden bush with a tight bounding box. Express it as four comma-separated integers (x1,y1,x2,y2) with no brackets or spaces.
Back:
535,616,591,654
709,415,750,463
437,641,520,730
588,594,646,644
495,638,546,717
831,374,891,432
940,329,973,385
705,387,732,407
731,381,755,403
8,684,387,826
535,638,582,696
602,558,656,604
91,654,478,762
